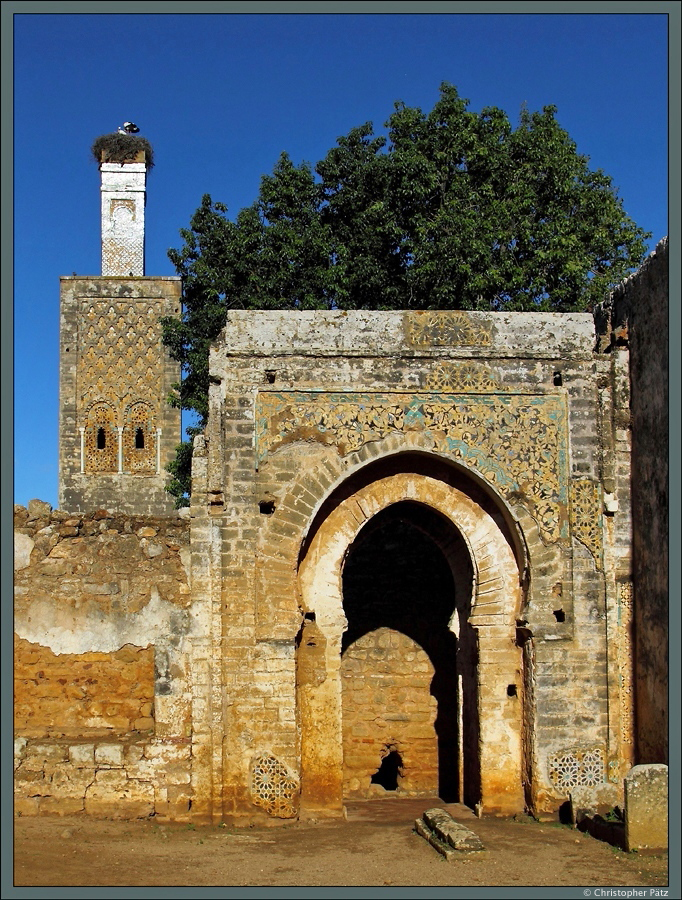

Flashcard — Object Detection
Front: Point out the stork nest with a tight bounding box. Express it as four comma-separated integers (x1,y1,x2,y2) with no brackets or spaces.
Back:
91,133,154,169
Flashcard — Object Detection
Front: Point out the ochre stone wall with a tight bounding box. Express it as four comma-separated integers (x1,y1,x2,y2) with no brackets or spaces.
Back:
189,309,631,821
14,636,155,737
14,501,193,820
341,628,438,798
17,300,652,822
14,735,191,820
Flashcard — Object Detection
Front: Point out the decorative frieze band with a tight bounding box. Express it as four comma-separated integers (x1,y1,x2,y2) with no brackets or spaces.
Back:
256,391,569,544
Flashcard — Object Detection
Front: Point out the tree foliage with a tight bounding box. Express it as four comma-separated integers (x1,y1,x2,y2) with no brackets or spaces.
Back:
162,83,650,505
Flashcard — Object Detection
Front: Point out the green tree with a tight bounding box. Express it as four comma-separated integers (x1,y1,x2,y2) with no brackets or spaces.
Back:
162,83,650,505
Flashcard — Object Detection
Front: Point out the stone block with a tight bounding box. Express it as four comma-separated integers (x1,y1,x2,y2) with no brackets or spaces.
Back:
26,743,68,764
28,499,52,519
624,764,668,852
69,744,95,767
14,796,41,817
95,743,124,767
569,783,623,824
14,532,34,571
39,795,86,816
85,771,155,819
48,767,94,800
416,808,485,859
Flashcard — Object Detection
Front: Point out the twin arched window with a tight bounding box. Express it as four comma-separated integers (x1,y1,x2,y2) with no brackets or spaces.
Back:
83,402,156,474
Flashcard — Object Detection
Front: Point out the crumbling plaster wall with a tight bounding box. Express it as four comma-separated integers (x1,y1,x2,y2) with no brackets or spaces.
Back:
14,500,194,819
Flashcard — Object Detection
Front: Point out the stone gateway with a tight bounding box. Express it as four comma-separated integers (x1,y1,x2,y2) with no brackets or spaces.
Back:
14,143,668,825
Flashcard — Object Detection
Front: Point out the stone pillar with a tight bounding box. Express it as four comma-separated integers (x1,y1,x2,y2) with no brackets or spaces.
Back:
100,154,147,276
298,622,345,818
476,625,525,815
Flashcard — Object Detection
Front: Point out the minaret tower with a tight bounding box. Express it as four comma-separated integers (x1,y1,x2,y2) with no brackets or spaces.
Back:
100,144,147,276
58,130,182,515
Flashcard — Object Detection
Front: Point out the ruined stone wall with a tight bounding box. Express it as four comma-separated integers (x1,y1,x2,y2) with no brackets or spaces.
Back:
599,239,669,764
17,304,639,822
14,500,194,819
14,637,155,737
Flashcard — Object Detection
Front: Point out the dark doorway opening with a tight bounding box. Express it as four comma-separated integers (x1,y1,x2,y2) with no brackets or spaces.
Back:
341,501,478,806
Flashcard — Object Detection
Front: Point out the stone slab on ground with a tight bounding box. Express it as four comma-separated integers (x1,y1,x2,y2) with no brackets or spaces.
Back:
415,806,485,859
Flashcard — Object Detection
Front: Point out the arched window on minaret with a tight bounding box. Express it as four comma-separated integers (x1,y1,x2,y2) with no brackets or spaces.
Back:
123,401,156,474
84,402,118,473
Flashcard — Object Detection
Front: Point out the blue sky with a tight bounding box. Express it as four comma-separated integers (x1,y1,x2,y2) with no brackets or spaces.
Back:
12,10,671,509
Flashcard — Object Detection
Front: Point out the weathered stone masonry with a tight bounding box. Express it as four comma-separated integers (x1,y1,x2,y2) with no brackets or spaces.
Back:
15,249,668,822
186,308,634,821
14,501,193,820
58,276,182,516
597,237,669,765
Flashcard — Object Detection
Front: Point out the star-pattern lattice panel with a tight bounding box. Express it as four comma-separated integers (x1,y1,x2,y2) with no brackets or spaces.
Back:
122,401,157,474
570,479,604,569
256,391,569,544
617,582,634,746
251,754,299,818
423,362,504,393
83,401,118,473
547,746,605,791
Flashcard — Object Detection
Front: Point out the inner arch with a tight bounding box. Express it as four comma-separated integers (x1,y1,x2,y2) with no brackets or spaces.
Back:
341,502,476,802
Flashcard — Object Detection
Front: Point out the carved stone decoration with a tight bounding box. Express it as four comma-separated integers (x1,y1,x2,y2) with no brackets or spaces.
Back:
547,746,605,791
424,363,502,393
122,401,156,474
617,581,634,746
251,754,299,818
405,311,493,348
570,478,603,569
256,391,569,543
84,401,118,473
77,300,163,417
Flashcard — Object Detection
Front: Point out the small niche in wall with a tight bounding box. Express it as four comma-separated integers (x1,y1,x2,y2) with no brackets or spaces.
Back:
259,500,276,515
135,427,145,449
553,371,563,386
553,608,566,623
264,370,277,384
507,684,518,697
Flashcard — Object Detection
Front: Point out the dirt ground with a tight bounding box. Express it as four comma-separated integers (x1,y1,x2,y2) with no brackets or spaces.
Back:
13,798,669,891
